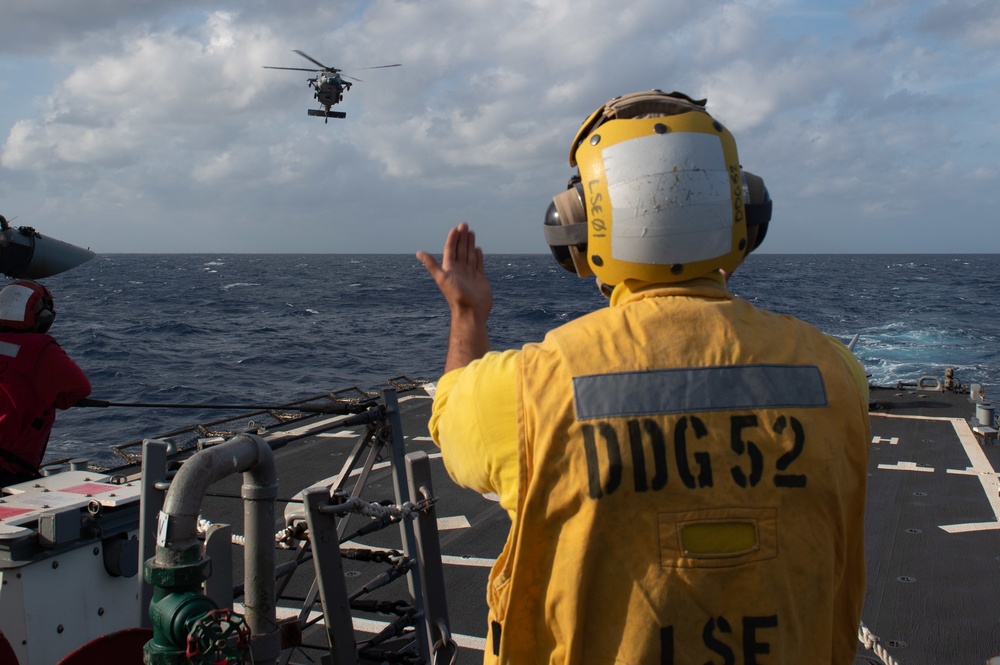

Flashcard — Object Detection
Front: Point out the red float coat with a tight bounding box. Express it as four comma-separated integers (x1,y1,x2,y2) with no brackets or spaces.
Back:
0,332,91,479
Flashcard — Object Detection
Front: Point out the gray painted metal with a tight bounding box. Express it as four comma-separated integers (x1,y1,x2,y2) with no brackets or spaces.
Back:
137,438,168,628
573,364,828,419
303,488,359,664
204,524,233,611
406,450,458,664
383,388,433,664
155,433,280,664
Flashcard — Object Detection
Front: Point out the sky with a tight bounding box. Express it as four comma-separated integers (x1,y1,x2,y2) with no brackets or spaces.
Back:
1,0,998,255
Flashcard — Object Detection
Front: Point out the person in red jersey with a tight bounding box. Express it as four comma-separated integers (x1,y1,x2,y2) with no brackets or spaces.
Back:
0,279,91,486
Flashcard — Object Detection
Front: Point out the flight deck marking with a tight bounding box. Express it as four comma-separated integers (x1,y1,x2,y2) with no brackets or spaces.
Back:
317,430,358,438
342,538,496,567
872,436,898,445
343,452,444,478
946,467,1000,478
437,516,472,530
939,417,1000,533
877,462,934,473
259,604,487,651
872,414,1000,533
294,452,473,532
268,414,354,439
293,452,445,494
441,554,497,568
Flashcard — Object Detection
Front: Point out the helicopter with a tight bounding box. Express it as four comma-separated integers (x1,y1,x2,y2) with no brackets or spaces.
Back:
264,50,401,122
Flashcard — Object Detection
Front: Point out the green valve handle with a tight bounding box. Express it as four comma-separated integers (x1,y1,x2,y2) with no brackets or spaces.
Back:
184,609,251,665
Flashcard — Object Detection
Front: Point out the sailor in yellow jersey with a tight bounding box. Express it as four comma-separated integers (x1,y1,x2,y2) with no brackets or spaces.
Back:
417,90,870,664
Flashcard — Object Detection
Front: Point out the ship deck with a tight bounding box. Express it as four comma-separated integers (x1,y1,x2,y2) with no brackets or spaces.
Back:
195,386,504,662
197,381,1000,664
5,379,998,664
193,380,1000,664
859,384,1000,664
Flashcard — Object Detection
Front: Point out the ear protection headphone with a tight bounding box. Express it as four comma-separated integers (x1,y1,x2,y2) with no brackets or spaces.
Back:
33,290,56,333
543,176,589,275
544,170,772,278
543,90,773,282
742,170,772,254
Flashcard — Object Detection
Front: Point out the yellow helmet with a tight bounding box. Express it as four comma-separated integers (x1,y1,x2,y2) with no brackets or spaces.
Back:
543,90,770,287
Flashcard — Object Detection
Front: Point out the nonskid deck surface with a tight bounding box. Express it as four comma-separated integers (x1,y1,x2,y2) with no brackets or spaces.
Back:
9,382,993,663
197,389,506,659
199,384,1000,664
858,387,1000,664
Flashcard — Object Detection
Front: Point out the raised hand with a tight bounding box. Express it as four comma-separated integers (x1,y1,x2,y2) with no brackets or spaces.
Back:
417,223,494,371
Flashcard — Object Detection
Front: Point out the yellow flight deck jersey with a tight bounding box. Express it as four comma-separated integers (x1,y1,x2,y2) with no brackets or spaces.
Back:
429,275,871,665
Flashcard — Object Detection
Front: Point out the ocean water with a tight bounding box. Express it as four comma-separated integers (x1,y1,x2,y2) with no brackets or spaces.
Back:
37,253,1000,467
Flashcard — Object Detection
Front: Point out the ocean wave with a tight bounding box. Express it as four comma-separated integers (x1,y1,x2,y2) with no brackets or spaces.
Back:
39,253,1000,460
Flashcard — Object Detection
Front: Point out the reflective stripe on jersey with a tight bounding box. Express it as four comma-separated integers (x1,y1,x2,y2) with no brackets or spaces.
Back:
573,364,828,420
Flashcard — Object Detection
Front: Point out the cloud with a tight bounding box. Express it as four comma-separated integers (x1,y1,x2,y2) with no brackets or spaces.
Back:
914,0,1000,50
0,0,998,254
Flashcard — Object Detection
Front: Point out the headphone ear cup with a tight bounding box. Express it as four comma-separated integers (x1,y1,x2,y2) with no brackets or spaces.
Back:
550,183,593,278
552,185,586,227
742,171,771,255
34,307,55,333
33,287,56,333
544,201,576,273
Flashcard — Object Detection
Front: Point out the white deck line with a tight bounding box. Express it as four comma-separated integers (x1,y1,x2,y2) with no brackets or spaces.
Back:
941,417,1000,533
870,412,960,422
871,412,1000,533
877,462,934,472
292,451,444,496
250,604,487,652
441,554,496,567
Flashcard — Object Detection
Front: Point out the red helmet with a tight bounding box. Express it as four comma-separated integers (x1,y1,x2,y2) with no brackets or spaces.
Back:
0,280,56,333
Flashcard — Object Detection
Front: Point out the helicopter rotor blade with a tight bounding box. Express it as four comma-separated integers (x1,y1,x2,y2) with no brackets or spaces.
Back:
263,66,321,72
293,49,336,71
341,63,401,83
351,64,403,71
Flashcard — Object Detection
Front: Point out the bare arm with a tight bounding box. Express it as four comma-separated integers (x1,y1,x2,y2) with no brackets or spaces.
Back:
416,223,494,373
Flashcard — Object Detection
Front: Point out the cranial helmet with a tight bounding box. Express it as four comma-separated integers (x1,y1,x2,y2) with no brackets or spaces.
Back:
0,280,56,333
544,90,772,287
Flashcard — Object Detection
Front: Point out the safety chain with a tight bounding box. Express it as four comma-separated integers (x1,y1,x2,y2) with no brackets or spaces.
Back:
203,489,436,551
357,607,421,663
858,622,902,665
342,547,402,564
351,558,415,600
323,492,437,521
356,647,423,664
351,598,413,617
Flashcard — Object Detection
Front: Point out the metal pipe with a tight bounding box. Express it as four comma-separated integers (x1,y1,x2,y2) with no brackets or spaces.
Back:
157,433,280,664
